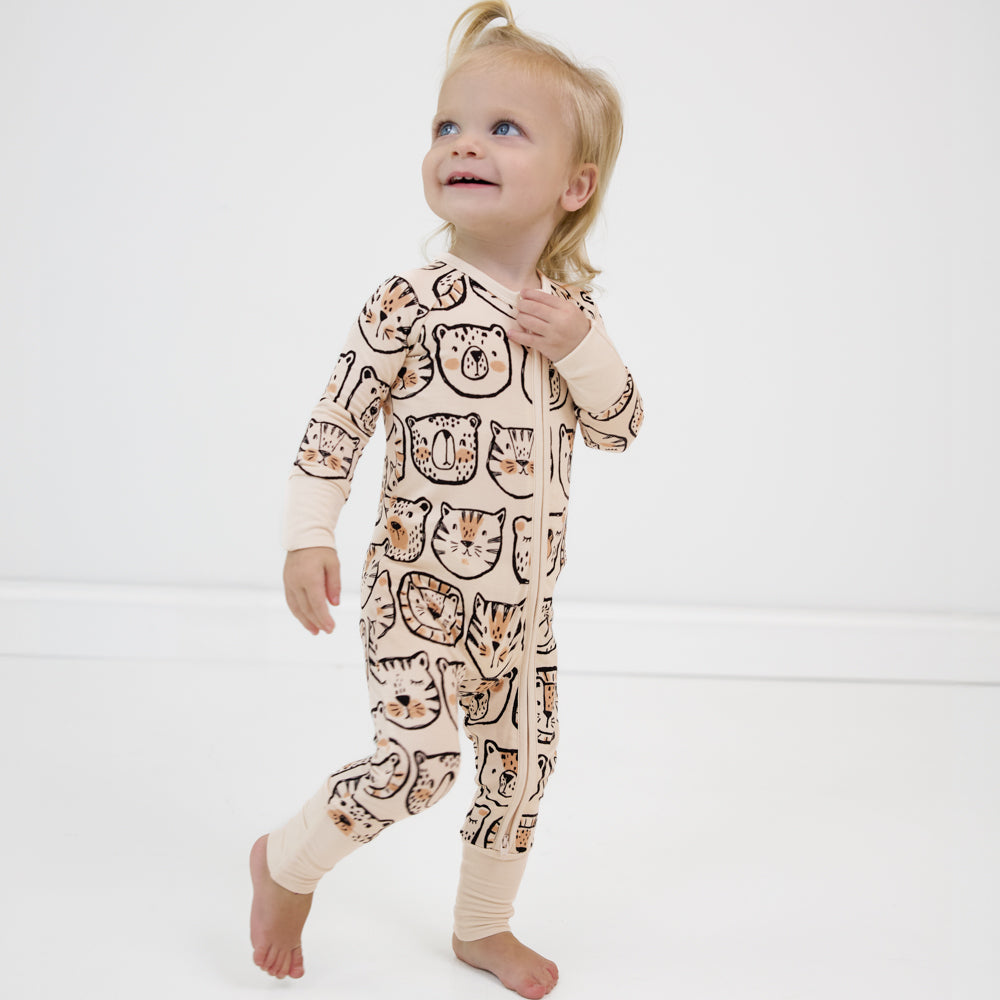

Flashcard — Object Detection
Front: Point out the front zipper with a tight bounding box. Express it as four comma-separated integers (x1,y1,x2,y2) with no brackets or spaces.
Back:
501,344,548,853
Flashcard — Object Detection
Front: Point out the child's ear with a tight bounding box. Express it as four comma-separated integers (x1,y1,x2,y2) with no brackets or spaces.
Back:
560,163,598,213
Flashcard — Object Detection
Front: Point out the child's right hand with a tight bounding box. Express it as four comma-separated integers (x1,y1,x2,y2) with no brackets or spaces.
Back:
283,547,341,635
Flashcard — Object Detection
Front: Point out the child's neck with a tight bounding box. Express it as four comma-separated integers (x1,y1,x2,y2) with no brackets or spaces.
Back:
450,236,544,292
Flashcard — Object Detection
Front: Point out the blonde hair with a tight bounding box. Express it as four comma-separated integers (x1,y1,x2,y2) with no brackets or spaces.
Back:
434,2,623,288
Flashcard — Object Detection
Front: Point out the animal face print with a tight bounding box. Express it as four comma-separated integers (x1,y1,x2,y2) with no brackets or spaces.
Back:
295,420,361,479
407,413,480,484
478,740,518,807
382,416,405,495
398,572,464,645
630,396,644,436
359,276,428,354
346,366,389,437
369,650,441,729
431,503,505,579
547,364,569,409
487,422,534,497
405,750,460,814
536,597,556,655
535,666,558,746
512,515,531,585
459,668,518,728
323,350,355,404
361,568,395,639
431,268,467,310
383,496,431,561
433,323,512,397
390,333,433,399
466,593,524,679
545,509,566,577
366,738,411,800
326,796,393,844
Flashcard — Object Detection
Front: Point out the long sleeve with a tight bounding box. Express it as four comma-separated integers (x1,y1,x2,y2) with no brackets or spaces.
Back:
553,305,643,453
283,275,428,551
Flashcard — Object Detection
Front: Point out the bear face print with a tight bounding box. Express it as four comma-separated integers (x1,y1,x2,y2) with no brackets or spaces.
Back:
346,366,389,437
432,323,512,398
383,496,432,562
407,413,480,485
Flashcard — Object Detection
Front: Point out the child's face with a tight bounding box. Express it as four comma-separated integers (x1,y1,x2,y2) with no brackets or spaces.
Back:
422,57,582,253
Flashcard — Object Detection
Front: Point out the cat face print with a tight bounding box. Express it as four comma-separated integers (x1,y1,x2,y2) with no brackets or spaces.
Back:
383,496,431,562
359,276,428,354
431,502,505,579
465,593,524,679
390,337,434,399
369,650,441,729
433,323,512,398
487,421,534,498
398,572,464,646
295,420,361,479
407,413,480,485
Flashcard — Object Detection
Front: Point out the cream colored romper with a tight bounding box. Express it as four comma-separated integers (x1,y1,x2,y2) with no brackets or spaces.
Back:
268,252,642,898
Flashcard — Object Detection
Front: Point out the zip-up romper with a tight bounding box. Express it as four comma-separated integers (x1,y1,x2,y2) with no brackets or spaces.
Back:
267,253,643,894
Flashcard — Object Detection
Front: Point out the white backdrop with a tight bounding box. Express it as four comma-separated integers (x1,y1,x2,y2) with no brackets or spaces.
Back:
2,0,998,615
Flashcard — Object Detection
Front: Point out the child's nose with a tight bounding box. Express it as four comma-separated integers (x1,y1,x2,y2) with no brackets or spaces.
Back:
452,135,482,157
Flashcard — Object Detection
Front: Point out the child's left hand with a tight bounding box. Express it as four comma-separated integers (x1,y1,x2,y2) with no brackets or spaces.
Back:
507,289,591,363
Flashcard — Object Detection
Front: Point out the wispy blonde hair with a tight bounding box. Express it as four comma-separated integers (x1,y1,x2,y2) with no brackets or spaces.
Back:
434,2,623,288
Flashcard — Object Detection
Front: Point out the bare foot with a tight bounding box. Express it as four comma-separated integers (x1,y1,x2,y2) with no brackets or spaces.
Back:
452,931,559,998
250,834,313,979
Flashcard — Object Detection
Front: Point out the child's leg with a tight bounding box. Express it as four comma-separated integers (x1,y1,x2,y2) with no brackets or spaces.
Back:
251,638,464,979
451,845,558,1000
451,649,561,998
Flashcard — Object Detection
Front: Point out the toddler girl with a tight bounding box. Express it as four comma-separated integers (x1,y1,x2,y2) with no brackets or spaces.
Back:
250,4,643,997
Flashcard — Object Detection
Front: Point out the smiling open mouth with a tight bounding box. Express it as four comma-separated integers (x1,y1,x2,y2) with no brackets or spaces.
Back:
448,176,496,185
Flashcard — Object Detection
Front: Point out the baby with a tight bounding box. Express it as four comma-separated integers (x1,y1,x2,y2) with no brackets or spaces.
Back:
250,4,643,997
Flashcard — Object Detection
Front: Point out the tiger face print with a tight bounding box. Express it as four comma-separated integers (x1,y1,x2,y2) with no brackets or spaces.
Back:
431,502,505,579
465,593,524,679
369,650,441,729
390,334,433,399
487,422,534,497
359,276,428,354
295,420,361,479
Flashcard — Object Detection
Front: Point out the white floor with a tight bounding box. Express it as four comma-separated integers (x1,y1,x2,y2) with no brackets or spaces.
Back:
2,652,998,1000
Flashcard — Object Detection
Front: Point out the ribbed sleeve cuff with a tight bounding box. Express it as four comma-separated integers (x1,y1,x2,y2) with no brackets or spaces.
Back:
553,318,630,412
283,472,347,552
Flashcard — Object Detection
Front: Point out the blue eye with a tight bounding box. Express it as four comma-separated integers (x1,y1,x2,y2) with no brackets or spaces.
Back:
436,121,459,137
493,121,522,136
